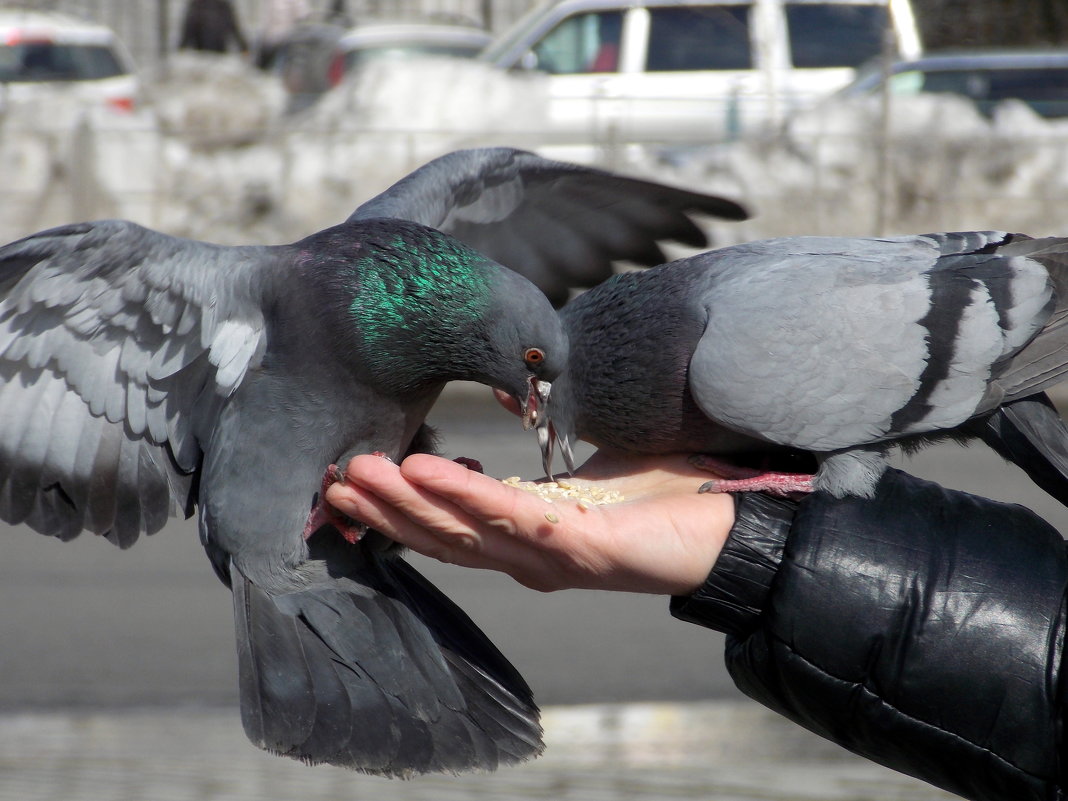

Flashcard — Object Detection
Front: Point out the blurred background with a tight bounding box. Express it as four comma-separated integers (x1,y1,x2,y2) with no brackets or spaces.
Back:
3,0,1068,248
1,0,1068,799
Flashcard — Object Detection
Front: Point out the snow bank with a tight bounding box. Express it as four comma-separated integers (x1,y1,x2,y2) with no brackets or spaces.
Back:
2,56,1066,248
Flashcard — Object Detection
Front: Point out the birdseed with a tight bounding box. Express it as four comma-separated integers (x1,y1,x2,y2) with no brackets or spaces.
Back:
502,477,624,505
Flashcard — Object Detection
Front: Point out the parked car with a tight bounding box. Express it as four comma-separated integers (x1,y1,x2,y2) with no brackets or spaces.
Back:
273,20,491,112
838,50,1068,119
479,0,922,142
0,8,139,113
327,22,492,86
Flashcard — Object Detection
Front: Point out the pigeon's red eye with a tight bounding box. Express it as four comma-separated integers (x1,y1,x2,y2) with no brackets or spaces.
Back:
524,347,545,365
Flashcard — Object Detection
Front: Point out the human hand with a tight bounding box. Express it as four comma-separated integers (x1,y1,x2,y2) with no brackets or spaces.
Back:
325,450,734,596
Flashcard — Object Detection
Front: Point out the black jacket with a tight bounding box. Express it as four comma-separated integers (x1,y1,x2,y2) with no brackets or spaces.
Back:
671,468,1068,801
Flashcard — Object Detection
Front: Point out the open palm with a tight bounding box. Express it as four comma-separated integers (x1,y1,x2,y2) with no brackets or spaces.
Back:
327,450,735,596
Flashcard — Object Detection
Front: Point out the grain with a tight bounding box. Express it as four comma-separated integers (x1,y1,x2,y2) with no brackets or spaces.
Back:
502,476,624,505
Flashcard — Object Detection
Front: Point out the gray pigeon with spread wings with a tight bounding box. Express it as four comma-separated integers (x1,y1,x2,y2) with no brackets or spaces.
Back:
0,147,747,775
539,231,1068,504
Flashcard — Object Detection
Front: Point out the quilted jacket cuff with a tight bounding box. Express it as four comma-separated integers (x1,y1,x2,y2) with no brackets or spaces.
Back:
670,492,797,636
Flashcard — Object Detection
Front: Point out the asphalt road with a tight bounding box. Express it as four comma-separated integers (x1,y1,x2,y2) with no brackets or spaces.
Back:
2,385,1067,712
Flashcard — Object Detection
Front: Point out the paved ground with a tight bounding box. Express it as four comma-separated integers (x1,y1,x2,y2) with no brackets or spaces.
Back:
0,702,957,801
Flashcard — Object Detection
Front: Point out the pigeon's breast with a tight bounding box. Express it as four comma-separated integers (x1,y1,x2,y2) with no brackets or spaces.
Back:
561,265,779,456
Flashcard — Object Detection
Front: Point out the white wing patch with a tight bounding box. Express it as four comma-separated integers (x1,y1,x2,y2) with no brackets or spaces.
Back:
209,318,265,394
0,221,269,546
918,283,1000,430
1001,255,1054,352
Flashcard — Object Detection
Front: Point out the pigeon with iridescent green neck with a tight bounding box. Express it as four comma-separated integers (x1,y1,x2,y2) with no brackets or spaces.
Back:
0,147,746,776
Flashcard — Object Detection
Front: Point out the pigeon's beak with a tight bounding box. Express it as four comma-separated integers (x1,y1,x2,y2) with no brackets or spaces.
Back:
520,378,552,431
537,417,555,477
532,381,575,479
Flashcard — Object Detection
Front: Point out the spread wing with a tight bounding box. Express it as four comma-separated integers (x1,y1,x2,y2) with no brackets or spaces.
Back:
0,220,270,547
349,147,748,306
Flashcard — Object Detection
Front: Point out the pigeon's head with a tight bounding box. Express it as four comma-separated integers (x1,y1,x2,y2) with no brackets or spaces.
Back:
472,260,568,430
492,357,578,480
337,219,567,410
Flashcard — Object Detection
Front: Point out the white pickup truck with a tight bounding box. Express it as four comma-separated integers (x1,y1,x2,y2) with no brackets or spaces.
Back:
479,0,922,143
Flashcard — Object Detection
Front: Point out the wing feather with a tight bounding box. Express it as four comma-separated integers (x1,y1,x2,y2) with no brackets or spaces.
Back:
349,147,748,306
0,220,271,546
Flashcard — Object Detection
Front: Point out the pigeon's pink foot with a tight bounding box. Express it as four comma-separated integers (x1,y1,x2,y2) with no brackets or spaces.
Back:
303,463,367,544
688,454,815,497
687,455,763,480
452,456,484,473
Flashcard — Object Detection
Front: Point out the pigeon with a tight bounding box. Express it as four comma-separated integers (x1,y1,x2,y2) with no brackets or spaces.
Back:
0,146,747,776
538,231,1068,504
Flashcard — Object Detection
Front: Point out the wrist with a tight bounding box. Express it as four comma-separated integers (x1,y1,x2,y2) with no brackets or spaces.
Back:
669,492,797,635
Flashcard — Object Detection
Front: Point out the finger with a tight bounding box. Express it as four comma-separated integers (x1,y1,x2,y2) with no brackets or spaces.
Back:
395,455,632,588
336,454,547,572
334,454,487,539
326,465,506,571
397,453,570,535
326,478,473,556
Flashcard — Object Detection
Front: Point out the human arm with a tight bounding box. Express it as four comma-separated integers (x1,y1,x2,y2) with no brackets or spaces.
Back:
675,468,1068,801
326,455,1068,801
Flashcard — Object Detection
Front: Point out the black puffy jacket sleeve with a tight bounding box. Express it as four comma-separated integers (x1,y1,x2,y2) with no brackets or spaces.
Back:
670,468,1068,801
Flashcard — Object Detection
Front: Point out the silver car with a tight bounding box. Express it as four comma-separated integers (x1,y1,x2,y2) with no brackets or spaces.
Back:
840,50,1068,119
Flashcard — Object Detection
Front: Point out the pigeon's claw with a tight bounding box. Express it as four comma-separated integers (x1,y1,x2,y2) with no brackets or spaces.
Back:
687,454,763,479
453,456,484,473
690,454,814,497
697,473,814,497
303,463,368,544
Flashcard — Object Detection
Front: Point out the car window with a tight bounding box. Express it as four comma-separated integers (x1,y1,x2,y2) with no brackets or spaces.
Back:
531,11,624,74
923,67,1068,117
919,70,988,98
786,4,888,68
961,68,1068,102
646,6,752,71
886,70,923,93
0,43,126,82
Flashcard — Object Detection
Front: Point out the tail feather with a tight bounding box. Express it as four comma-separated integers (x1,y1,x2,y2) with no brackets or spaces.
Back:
230,538,543,777
967,393,1068,508
233,572,319,751
994,237,1068,399
995,314,1068,400
383,558,545,757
